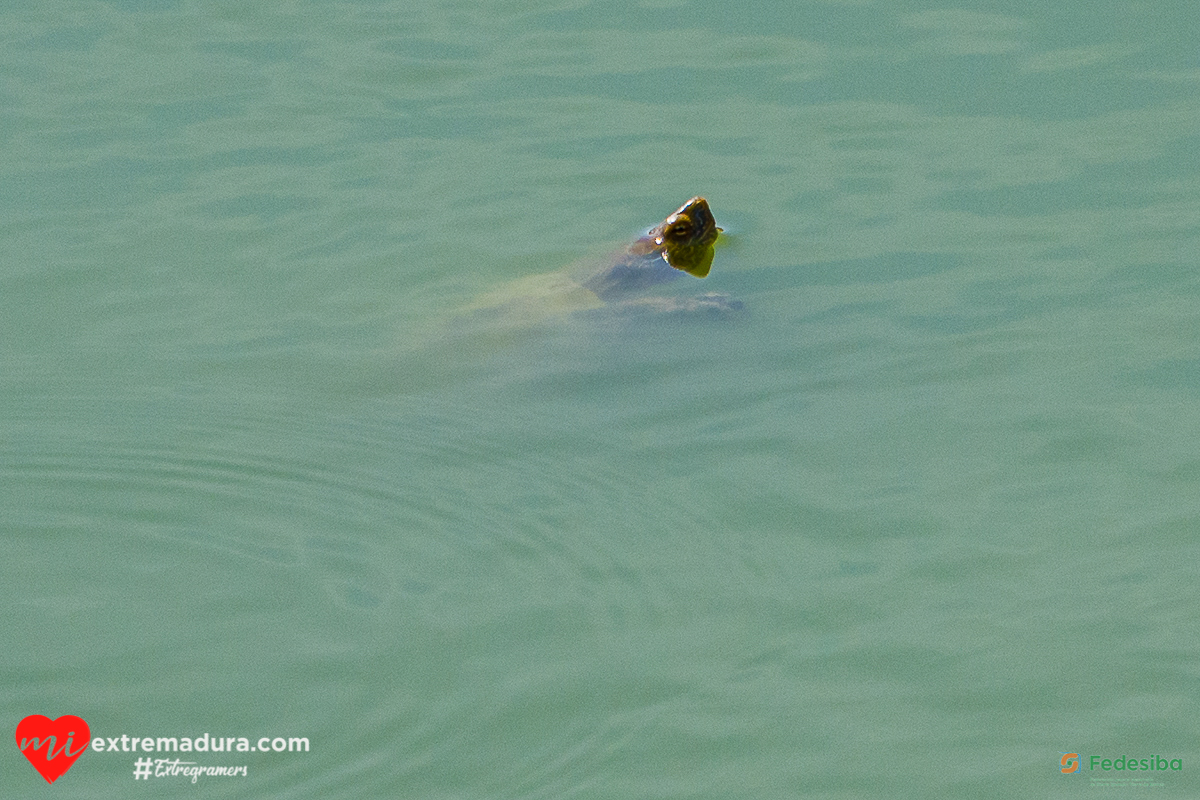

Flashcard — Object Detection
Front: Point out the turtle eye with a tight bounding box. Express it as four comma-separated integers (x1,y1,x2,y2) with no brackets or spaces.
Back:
668,223,691,238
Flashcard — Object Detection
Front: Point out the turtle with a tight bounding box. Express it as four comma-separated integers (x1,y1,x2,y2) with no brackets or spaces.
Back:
458,197,742,328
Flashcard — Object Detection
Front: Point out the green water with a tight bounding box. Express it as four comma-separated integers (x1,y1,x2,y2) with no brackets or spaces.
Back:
3,1,1199,797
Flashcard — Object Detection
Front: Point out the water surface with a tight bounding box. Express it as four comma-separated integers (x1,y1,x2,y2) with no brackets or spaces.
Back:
3,1,1199,797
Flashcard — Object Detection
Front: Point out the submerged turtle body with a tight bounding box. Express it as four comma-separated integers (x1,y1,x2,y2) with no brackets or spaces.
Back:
461,197,741,327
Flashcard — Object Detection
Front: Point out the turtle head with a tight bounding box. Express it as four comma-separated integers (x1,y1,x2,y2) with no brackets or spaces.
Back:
652,197,722,278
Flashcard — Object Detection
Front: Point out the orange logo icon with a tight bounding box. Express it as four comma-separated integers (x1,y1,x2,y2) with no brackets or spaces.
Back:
1061,753,1080,774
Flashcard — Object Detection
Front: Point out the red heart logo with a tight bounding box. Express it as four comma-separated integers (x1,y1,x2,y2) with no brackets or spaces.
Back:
15,715,91,783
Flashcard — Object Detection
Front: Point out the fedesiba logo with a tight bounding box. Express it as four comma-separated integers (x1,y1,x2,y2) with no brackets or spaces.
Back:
1061,751,1183,775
